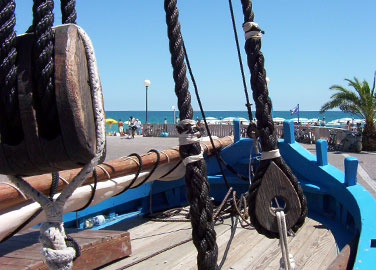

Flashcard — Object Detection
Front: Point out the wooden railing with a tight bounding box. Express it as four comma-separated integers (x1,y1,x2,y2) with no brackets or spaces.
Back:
142,123,355,145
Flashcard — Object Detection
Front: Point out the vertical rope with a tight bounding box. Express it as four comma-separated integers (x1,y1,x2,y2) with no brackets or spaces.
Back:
240,0,307,238
60,0,76,24
164,1,218,269
32,0,60,139
0,0,23,145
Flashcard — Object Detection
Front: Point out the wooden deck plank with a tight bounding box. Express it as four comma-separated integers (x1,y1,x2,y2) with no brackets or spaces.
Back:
0,229,131,270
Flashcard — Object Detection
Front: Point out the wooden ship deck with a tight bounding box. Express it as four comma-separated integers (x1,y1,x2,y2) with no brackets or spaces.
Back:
0,213,337,270
102,213,338,270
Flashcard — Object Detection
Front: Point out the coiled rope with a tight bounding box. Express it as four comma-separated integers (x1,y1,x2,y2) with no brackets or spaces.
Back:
240,0,307,238
164,1,218,269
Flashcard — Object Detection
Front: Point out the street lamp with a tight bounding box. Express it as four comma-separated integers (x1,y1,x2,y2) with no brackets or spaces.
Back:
172,105,176,124
144,80,151,123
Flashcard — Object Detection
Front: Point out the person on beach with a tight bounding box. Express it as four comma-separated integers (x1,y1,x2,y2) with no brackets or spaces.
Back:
347,121,351,131
163,118,168,132
127,116,136,139
321,117,326,126
118,119,124,135
135,119,142,135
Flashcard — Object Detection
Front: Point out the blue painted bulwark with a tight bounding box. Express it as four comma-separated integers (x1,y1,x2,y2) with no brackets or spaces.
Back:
233,119,240,142
316,139,328,166
344,157,358,186
283,120,295,144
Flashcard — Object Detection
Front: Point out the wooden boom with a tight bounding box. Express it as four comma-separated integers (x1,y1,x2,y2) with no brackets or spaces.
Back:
0,136,233,212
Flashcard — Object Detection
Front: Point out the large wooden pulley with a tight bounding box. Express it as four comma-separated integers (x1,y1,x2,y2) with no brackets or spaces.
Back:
0,24,105,176
254,161,302,233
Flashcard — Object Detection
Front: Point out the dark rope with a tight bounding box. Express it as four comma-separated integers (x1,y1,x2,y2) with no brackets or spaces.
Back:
0,0,23,145
49,172,59,199
159,160,182,178
131,149,160,189
115,153,142,196
75,168,98,211
0,207,43,243
240,0,307,238
164,1,218,269
31,0,60,140
182,42,231,190
60,0,76,24
228,0,253,121
65,234,81,260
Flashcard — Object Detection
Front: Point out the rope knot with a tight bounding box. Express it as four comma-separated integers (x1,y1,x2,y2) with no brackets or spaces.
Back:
243,21,264,40
177,120,204,165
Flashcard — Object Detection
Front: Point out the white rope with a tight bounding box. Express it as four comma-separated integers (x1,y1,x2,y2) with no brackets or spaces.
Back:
160,151,170,163
121,156,140,166
96,164,111,179
59,176,69,185
8,24,107,270
277,211,295,270
2,182,28,200
243,22,262,40
260,149,281,160
183,149,204,165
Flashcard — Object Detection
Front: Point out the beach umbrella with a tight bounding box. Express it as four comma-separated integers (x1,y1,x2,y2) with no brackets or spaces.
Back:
106,118,117,129
273,117,285,123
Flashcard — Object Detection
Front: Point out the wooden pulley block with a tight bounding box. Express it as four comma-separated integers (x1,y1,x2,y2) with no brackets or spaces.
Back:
0,24,105,176
254,161,301,233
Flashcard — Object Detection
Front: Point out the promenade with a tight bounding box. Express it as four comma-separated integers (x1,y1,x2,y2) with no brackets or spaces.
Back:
0,135,375,199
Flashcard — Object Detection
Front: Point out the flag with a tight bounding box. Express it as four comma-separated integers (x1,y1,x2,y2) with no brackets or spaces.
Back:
290,104,299,115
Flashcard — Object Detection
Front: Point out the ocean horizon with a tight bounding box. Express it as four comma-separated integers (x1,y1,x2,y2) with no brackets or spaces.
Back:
104,110,362,132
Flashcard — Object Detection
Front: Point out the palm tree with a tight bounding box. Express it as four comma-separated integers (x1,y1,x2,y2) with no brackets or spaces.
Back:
320,72,376,150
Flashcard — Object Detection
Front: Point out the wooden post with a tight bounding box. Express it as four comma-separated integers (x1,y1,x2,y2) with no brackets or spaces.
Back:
316,139,328,166
233,119,240,142
345,156,358,186
283,120,295,144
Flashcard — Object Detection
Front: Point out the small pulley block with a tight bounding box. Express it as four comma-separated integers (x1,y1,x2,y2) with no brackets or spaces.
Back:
0,24,105,176
254,161,302,233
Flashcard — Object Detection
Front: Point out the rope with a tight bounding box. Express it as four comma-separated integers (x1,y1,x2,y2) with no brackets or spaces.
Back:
115,153,142,196
75,168,98,211
31,0,60,140
277,211,295,270
228,0,253,121
164,1,218,269
240,0,307,238
0,0,23,145
60,0,77,24
7,25,106,269
131,149,160,188
50,172,59,200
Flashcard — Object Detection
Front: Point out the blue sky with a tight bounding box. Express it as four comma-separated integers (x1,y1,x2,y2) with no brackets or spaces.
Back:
14,1,376,111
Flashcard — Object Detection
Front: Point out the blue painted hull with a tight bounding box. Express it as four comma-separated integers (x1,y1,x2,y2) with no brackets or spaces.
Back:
63,120,376,269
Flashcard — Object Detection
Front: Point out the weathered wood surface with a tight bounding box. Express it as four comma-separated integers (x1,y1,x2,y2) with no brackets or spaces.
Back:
100,215,337,270
255,161,302,232
0,228,131,270
0,24,99,176
0,136,233,212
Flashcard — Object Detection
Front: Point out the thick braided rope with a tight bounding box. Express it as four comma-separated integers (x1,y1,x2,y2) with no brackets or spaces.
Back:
60,0,76,24
240,0,307,239
164,1,218,269
32,0,60,139
0,0,23,145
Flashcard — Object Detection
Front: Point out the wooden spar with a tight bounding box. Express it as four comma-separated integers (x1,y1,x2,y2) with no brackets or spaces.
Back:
0,136,233,212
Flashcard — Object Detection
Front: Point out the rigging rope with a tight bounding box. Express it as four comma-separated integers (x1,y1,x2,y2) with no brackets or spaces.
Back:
60,0,76,24
0,0,23,145
164,1,218,269
32,0,60,139
240,0,307,238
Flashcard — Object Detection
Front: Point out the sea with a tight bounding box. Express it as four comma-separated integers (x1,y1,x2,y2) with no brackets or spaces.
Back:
105,110,361,132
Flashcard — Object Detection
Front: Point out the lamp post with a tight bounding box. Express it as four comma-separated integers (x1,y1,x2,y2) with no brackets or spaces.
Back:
144,80,151,123
172,105,176,124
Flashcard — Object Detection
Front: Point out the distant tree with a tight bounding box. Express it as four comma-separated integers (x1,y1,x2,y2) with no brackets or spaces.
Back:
320,72,376,150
